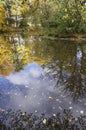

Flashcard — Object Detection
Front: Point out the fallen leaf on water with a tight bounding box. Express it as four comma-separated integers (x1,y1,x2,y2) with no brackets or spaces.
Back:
52,123,55,127
80,111,84,114
68,118,72,123
56,99,60,102
43,119,47,124
21,112,26,116
53,114,56,117
48,96,53,99
69,107,72,110
58,106,62,110
75,118,78,121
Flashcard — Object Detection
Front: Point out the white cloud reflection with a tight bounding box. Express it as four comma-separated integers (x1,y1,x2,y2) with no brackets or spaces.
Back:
7,63,43,85
0,62,85,116
6,63,56,113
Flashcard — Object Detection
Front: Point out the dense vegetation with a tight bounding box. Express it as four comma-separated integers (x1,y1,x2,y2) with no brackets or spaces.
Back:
0,0,86,34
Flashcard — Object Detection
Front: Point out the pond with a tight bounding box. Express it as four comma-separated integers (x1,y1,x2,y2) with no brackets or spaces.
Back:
0,33,86,117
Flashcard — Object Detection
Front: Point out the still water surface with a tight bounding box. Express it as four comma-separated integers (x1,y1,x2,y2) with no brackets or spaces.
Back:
0,33,86,116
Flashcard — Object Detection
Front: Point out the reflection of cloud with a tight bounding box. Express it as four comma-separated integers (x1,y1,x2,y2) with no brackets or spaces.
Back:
77,47,82,60
6,63,55,112
0,63,85,116
7,63,43,85
24,63,43,78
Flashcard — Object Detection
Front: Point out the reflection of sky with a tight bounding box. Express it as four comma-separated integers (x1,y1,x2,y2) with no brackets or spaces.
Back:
77,47,82,60
7,63,44,85
0,63,86,116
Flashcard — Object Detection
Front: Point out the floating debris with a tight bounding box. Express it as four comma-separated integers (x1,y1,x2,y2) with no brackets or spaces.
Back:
21,112,26,116
58,106,63,111
80,110,84,114
53,114,56,117
42,118,47,124
68,118,72,123
75,118,78,121
69,107,73,110
48,96,53,99
56,98,60,102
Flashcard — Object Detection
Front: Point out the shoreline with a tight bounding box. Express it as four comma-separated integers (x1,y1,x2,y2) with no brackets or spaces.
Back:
0,30,86,42
42,34,86,42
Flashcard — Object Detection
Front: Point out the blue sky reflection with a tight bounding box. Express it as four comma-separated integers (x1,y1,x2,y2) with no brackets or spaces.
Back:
0,63,85,116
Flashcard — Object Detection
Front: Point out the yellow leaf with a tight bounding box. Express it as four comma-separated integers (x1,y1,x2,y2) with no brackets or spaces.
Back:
21,112,26,116
48,96,53,99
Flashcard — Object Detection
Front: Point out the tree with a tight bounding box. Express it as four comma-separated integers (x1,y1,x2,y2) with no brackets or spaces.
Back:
0,0,6,30
38,0,86,33
0,0,86,33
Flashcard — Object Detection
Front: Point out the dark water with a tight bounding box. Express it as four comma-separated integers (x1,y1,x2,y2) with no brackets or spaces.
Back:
0,33,86,116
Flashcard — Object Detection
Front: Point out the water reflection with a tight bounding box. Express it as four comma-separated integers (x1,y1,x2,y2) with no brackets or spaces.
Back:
0,62,85,116
0,63,56,114
0,33,86,116
51,45,86,101
0,35,14,76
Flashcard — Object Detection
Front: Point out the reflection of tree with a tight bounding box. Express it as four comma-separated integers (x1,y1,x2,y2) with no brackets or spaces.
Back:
80,45,86,75
1,33,86,101
30,38,86,100
11,41,29,72
65,46,86,100
0,34,30,73
65,74,86,101
28,37,86,102
0,36,14,76
29,39,77,66
52,44,86,101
